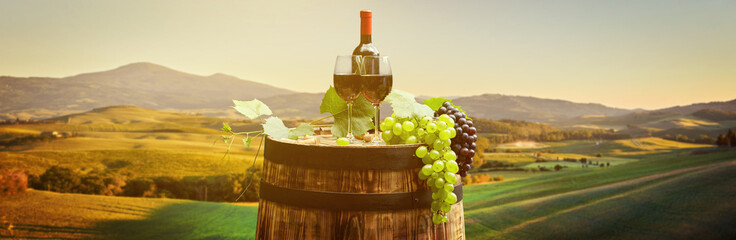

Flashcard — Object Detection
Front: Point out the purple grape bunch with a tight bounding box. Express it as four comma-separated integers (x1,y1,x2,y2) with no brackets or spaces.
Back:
435,102,476,177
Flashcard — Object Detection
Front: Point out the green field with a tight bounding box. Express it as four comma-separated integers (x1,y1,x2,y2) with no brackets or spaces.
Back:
0,107,263,177
0,190,258,239
464,149,736,239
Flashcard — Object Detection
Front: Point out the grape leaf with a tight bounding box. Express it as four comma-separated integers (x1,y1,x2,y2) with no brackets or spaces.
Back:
385,90,415,118
320,86,374,137
262,116,289,140
414,104,435,119
222,122,232,132
243,136,253,148
424,98,452,111
319,86,347,114
386,89,435,119
288,123,315,140
233,99,273,120
424,97,466,113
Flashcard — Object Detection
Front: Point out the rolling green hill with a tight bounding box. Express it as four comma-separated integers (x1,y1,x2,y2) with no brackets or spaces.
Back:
0,106,263,177
560,109,736,140
0,190,258,239
451,94,632,122
464,153,736,239
656,98,736,114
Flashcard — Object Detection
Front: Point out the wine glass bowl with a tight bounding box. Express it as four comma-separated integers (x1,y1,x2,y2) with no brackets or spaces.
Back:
334,55,362,142
360,56,392,145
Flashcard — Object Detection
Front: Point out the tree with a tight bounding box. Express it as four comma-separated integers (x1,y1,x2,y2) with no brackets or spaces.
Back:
579,158,587,164
554,164,563,171
27,173,42,190
77,175,106,194
675,134,689,142
474,136,491,167
153,176,190,199
728,129,736,147
716,134,726,147
103,176,126,196
123,178,156,197
1,170,28,196
596,153,603,158
40,166,80,193
698,134,715,144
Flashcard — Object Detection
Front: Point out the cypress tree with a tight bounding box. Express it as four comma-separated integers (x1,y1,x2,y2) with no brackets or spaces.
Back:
728,129,736,147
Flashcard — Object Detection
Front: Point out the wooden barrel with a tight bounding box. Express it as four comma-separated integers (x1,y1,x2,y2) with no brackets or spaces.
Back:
256,137,465,240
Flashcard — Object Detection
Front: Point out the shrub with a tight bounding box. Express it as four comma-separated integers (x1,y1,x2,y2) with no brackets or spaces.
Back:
103,176,126,196
554,164,563,171
464,174,492,186
27,173,41,190
153,176,191,199
480,161,515,169
123,178,156,197
462,176,472,185
40,166,80,193
0,169,28,196
77,175,107,195
596,153,603,157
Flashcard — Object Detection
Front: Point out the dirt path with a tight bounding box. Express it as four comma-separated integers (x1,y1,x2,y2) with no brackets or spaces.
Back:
499,159,736,234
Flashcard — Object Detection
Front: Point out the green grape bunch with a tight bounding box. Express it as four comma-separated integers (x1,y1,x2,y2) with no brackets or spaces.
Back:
381,113,460,225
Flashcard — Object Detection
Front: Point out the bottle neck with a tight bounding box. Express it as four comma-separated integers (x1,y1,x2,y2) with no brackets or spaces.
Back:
360,34,372,44
360,10,372,43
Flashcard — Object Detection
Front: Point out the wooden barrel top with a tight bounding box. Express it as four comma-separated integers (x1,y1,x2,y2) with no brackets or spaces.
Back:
265,136,425,170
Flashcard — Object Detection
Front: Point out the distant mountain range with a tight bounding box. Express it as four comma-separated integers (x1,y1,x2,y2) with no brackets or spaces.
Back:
1,62,735,123
451,94,632,122
0,62,294,119
654,99,736,114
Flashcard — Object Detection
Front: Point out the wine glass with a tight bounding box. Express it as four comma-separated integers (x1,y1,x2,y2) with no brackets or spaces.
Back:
360,56,392,145
334,55,362,142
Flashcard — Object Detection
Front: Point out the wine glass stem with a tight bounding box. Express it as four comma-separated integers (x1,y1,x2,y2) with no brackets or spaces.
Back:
347,102,354,140
373,104,381,143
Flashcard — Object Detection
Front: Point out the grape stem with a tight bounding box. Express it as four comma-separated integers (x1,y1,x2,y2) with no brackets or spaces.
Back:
235,136,264,202
309,110,345,125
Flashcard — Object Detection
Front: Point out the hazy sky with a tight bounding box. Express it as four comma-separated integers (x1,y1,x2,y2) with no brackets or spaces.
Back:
1,0,735,110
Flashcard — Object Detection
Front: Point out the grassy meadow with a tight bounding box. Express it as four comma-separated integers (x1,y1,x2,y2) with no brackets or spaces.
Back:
0,190,258,239
2,106,736,239
0,106,263,177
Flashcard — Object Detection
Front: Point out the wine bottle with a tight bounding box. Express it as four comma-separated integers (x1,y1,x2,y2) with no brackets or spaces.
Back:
353,10,379,76
353,10,379,56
